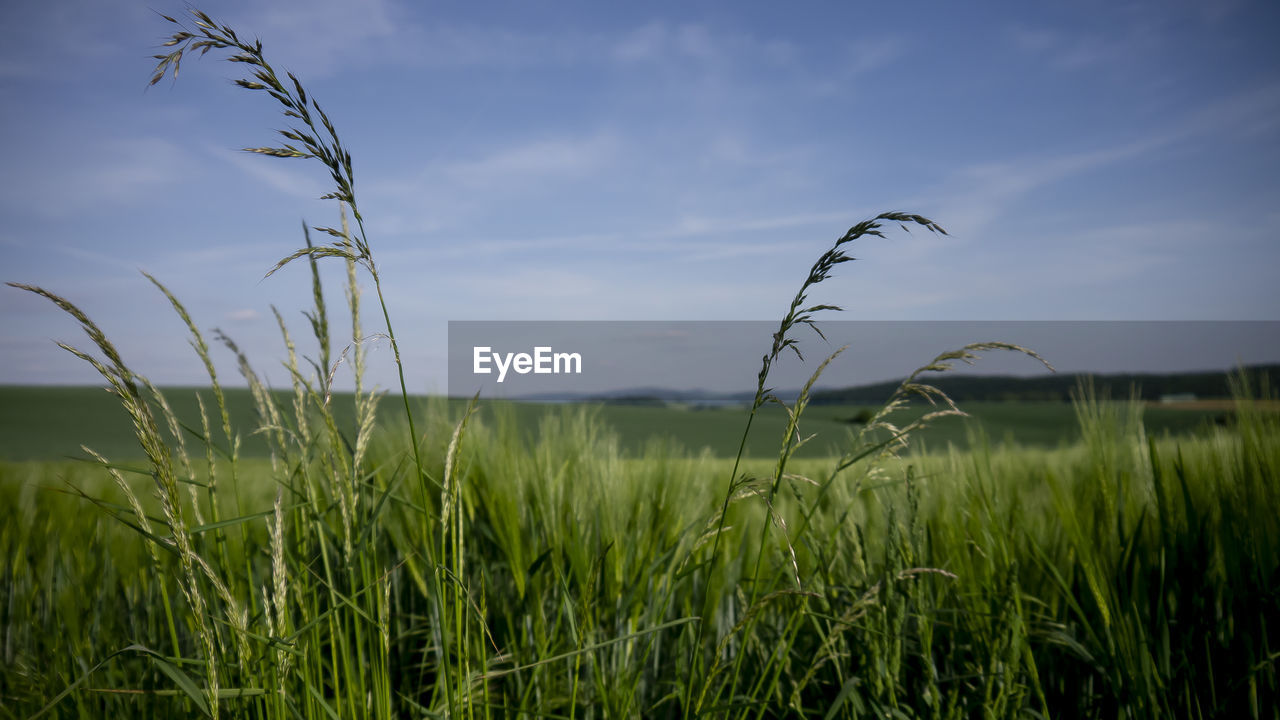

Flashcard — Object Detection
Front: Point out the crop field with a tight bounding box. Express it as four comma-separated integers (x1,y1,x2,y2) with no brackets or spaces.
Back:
3,386,1278,718
0,385,1238,463
3,9,1278,719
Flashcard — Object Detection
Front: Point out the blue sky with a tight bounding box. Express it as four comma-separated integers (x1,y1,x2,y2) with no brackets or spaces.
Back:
2,0,1278,393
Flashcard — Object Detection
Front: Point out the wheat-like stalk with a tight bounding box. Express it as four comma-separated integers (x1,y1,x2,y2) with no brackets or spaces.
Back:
686,212,947,712
150,10,426,496
8,282,224,716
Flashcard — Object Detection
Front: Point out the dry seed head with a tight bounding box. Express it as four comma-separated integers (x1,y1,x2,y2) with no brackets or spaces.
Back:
334,470,355,557
261,585,274,639
353,392,380,471
144,381,204,525
442,395,480,534
271,490,287,621
144,273,235,466
269,489,290,677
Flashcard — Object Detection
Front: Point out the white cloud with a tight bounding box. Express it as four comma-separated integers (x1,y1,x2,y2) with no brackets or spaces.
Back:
922,132,1171,236
809,36,906,96
218,146,330,200
226,6,587,72
1005,21,1157,72
662,209,864,238
699,132,816,174
613,22,730,64
374,207,886,267
445,134,619,189
614,22,676,63
4,137,192,220
226,0,400,76
1174,82,1280,141
611,20,795,69
369,24,569,69
922,81,1280,237
614,22,708,63
27,241,141,274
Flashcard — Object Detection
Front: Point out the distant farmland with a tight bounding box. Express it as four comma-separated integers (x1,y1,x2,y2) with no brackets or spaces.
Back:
0,377,1255,462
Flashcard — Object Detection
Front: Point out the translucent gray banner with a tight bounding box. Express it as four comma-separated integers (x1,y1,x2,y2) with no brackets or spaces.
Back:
447,321,1280,401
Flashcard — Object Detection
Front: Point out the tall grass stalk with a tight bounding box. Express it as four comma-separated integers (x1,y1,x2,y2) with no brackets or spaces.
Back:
687,212,944,713
683,213,1054,715
150,8,427,493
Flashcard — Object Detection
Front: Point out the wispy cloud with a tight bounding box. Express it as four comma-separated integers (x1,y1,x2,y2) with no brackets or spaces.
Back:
809,36,906,95
3,137,192,219
218,146,329,200
237,11,735,73
925,143,1149,235
231,0,400,75
615,22,724,63
38,242,143,274
925,80,1280,237
698,132,816,174
445,134,619,189
1172,82,1280,141
659,209,868,239
149,243,288,278
358,133,621,232
0,3,150,71
1006,20,1158,72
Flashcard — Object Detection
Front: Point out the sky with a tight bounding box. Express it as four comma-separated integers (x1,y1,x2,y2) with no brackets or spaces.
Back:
2,0,1278,394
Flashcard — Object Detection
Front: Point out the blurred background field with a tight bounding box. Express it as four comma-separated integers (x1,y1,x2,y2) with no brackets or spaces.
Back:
3,379,1278,717
0,379,1255,462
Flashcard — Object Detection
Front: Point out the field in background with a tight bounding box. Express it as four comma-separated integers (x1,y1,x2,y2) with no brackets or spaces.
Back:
2,386,1278,717
0,384,1240,462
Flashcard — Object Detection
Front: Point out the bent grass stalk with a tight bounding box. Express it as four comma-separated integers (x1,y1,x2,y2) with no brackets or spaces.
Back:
685,215,1056,714
149,8,428,497
687,212,944,712
8,283,225,717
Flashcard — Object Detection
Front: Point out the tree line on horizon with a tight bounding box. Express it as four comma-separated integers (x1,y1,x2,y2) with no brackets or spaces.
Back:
808,363,1279,405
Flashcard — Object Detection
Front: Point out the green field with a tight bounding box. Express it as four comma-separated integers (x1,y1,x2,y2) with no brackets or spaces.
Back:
3,381,1278,717
0,385,1235,462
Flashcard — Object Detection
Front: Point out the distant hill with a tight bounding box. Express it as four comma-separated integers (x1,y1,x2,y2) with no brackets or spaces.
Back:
524,363,1280,407
810,363,1280,405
